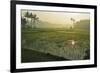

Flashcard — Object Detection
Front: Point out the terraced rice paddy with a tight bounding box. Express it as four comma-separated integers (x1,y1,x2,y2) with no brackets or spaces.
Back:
21,29,90,63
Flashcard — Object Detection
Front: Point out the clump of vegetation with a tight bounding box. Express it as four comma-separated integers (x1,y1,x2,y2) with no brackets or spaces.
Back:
84,49,90,59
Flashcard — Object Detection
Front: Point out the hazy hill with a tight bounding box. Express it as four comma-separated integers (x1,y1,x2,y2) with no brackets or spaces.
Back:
74,20,90,30
25,19,90,30
36,20,65,28
36,19,90,29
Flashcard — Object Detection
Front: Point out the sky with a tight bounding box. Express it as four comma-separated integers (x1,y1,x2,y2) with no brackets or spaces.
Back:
21,10,90,27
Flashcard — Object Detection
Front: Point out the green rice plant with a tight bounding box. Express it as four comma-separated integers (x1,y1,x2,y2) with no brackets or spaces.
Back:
21,28,90,60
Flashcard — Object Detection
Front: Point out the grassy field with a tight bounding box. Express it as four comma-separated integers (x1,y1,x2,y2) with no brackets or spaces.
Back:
21,28,90,63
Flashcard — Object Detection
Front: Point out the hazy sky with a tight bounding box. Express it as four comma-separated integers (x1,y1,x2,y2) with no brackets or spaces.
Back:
21,10,90,25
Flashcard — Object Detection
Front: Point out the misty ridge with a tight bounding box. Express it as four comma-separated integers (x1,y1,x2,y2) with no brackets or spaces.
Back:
21,11,90,30
22,17,90,30
35,19,90,29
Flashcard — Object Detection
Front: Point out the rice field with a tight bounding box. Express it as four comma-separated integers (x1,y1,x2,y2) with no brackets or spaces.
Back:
21,28,90,62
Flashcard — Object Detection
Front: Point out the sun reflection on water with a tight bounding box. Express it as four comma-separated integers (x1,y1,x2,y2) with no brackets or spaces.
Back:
68,40,76,46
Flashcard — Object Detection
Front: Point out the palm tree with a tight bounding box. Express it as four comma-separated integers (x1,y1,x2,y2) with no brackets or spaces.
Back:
21,17,27,28
24,11,30,25
70,18,75,29
32,14,39,28
24,12,39,28
28,12,33,27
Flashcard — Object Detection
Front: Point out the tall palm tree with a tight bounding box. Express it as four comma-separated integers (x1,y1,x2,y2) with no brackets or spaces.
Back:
32,14,39,28
24,11,30,25
21,17,27,28
70,18,75,29
28,12,33,27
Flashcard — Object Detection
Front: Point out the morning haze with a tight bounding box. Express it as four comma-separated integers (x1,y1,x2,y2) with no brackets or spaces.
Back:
21,10,90,28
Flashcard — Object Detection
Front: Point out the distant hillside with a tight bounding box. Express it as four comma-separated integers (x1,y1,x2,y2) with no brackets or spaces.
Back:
36,20,65,28
35,19,90,29
74,20,90,30
36,20,55,28
25,19,90,29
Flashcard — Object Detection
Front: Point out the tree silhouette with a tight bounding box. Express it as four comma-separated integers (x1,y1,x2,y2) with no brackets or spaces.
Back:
24,11,39,28
32,14,39,28
70,18,75,29
21,17,27,28
24,11,30,25
28,12,33,27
